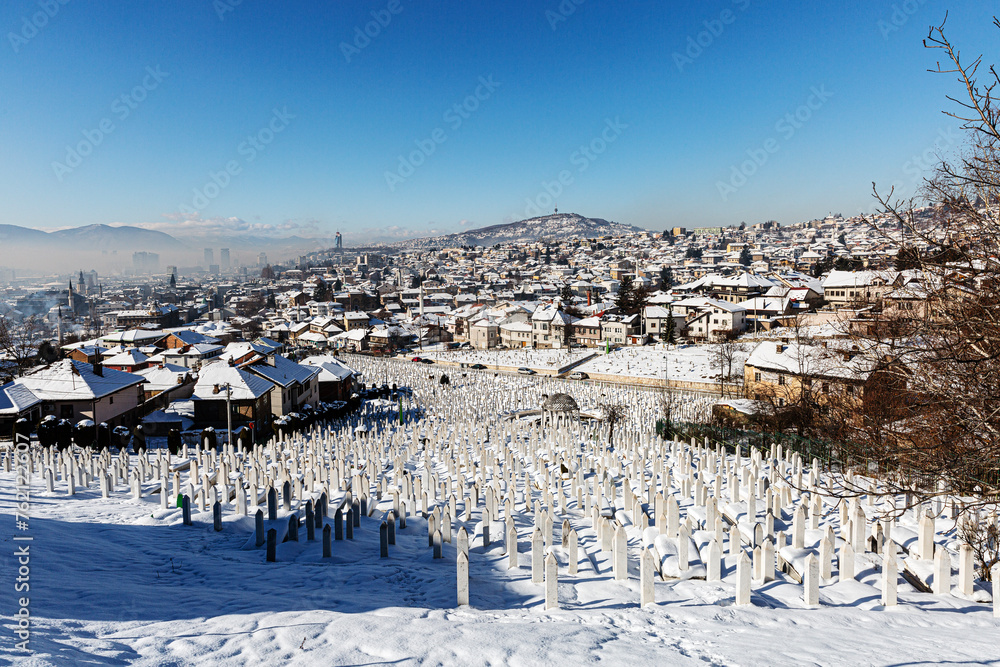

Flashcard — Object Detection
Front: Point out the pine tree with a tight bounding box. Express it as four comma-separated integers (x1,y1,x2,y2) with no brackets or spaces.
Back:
615,274,635,314
664,307,677,345
632,285,649,316
659,265,674,288
739,247,752,266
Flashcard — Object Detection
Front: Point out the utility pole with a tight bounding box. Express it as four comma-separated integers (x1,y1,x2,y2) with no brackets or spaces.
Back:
224,382,233,450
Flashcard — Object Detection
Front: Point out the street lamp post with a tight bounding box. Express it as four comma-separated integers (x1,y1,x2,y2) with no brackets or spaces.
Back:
224,382,233,451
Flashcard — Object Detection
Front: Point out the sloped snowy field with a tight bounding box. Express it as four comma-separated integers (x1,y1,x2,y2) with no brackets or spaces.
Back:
4,483,998,666
2,362,998,666
575,345,750,384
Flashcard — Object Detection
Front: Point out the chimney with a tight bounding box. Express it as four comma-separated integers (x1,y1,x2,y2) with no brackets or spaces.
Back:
775,343,784,354
92,361,103,377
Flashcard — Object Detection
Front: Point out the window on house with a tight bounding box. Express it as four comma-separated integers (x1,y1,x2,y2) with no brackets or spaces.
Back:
778,375,786,386
61,405,74,418
754,372,761,382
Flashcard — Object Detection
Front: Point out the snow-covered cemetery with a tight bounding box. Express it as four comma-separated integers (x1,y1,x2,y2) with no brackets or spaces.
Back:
3,353,999,664
5,8,1000,662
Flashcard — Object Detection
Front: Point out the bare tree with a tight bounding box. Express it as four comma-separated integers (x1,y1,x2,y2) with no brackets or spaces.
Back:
710,331,744,397
0,314,44,379
959,517,1000,582
598,402,627,449
819,17,1000,516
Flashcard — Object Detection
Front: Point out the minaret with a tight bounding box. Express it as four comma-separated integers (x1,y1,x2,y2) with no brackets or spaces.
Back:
68,279,75,316
419,282,424,352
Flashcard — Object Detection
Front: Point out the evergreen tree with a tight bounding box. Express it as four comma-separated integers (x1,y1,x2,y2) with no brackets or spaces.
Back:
663,306,677,344
739,246,752,266
615,274,635,314
895,246,921,271
632,284,650,316
659,265,674,288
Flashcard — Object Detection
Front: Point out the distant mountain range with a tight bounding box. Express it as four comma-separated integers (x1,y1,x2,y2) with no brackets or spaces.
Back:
0,223,332,273
390,213,645,248
0,223,186,250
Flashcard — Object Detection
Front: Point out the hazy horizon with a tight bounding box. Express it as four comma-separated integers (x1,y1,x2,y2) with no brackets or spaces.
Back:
1,2,995,248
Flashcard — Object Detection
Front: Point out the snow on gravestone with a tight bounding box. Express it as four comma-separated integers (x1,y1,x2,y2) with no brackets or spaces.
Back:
706,539,721,582
933,545,950,595
959,544,975,597
882,543,898,607
993,564,1000,618
819,536,833,580
457,551,469,607
531,528,544,584
614,524,628,581
568,529,579,576
735,550,752,606
677,524,690,572
457,527,469,564
544,553,558,610
918,511,935,560
641,548,655,607
792,505,805,549
803,553,819,606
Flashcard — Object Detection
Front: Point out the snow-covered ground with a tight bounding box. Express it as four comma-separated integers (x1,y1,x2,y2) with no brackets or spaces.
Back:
575,344,750,385
2,359,997,666
416,347,593,372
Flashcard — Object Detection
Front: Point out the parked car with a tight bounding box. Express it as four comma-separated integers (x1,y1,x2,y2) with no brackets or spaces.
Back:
421,358,435,364
470,363,487,370
517,367,535,375
568,371,588,380
411,357,422,362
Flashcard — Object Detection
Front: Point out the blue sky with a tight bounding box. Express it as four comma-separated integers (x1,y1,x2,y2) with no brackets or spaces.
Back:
0,1,995,243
